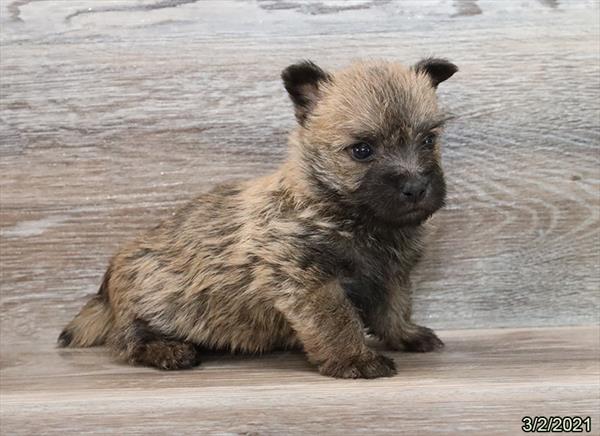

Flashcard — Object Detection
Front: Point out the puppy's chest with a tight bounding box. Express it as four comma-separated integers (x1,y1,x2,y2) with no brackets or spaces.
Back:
337,230,419,277
335,233,418,320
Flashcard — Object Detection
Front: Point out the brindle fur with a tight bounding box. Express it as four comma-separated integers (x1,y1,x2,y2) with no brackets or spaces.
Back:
59,59,458,378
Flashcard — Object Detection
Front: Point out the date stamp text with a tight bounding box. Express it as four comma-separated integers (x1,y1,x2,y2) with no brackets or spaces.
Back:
522,416,592,433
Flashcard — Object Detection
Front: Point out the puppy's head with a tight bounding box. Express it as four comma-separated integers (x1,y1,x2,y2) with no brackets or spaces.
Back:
282,59,457,226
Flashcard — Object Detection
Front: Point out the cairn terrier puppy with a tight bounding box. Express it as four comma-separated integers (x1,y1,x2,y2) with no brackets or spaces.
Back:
59,58,457,378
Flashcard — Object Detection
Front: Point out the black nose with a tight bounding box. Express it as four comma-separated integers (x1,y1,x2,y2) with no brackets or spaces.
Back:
400,177,428,202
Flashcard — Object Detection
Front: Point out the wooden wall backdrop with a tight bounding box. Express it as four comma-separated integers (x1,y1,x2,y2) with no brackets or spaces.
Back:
1,1,599,435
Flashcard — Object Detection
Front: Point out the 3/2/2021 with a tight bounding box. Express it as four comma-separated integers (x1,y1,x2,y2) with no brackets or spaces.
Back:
522,416,591,433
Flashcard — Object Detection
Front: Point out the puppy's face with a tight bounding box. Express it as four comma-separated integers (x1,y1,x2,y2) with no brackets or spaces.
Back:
283,59,457,226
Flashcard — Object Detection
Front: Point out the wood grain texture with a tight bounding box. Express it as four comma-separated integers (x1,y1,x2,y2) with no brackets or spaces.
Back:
1,325,599,435
0,0,600,434
0,3,599,432
2,1,599,347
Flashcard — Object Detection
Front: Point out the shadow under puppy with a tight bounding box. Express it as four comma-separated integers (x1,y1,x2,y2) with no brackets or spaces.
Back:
59,58,458,378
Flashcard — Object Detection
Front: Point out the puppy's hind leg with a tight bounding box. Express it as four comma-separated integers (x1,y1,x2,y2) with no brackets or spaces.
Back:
109,318,202,370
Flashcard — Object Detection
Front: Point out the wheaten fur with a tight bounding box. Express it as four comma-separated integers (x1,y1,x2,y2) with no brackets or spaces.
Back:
59,59,458,378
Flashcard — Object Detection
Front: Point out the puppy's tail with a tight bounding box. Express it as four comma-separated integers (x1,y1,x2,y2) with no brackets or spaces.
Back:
58,269,113,348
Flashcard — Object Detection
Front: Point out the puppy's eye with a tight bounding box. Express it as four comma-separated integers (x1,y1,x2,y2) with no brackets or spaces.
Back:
422,134,437,148
351,142,374,161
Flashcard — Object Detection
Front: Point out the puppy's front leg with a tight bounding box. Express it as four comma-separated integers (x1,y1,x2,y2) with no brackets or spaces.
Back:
275,280,396,379
371,276,444,353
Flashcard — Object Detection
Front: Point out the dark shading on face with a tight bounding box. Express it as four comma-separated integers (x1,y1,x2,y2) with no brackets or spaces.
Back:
282,58,457,227
354,148,447,226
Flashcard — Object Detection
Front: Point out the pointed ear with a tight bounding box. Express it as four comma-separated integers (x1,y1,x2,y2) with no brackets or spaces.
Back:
281,60,332,125
413,58,458,88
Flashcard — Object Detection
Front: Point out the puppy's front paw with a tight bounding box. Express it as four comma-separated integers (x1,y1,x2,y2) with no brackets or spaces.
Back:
319,353,397,379
401,325,444,353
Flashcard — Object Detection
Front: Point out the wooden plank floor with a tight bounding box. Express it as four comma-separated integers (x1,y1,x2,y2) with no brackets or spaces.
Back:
1,326,599,435
1,1,599,434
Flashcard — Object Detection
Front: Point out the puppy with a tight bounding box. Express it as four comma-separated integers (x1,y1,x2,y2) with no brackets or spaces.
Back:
59,58,457,378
